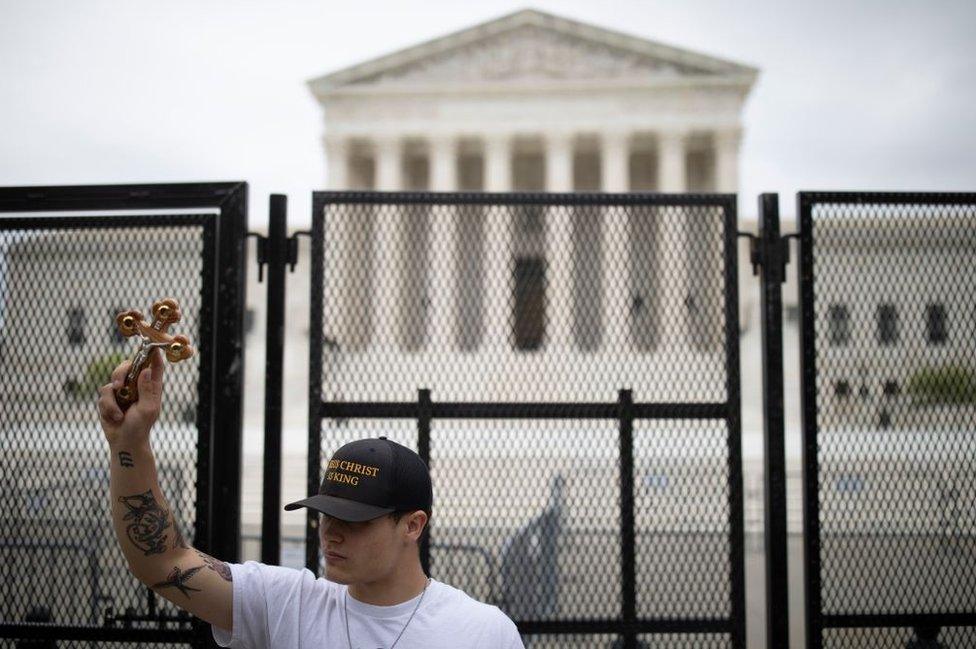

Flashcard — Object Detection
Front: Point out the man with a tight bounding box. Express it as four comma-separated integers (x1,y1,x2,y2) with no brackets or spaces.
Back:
98,350,524,648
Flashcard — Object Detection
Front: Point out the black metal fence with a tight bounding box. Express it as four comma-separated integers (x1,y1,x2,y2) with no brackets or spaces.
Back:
797,193,976,648
4,185,976,648
306,192,745,648
0,183,248,647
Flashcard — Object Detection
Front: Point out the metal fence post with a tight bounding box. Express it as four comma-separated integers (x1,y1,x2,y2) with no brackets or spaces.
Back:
260,194,288,565
758,193,790,648
418,388,432,576
618,388,636,649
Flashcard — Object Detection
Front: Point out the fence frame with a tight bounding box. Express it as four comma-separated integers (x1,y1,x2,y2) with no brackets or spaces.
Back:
798,191,976,648
0,182,248,647
307,190,746,647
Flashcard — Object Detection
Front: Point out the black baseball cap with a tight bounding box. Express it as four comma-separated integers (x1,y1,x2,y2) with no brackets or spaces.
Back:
284,437,432,522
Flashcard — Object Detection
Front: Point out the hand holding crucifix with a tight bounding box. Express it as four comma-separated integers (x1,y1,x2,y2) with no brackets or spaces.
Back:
114,298,194,410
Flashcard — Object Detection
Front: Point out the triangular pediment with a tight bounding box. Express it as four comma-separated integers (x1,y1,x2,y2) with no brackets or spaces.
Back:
310,9,757,94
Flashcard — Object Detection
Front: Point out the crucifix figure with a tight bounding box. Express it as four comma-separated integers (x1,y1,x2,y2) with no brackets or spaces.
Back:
114,298,194,410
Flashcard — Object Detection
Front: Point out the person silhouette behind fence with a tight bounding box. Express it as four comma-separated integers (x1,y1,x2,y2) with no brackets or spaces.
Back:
906,625,943,649
97,351,524,648
500,474,564,623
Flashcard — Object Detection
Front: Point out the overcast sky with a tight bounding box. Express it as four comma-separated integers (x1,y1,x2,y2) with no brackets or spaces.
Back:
1,0,974,227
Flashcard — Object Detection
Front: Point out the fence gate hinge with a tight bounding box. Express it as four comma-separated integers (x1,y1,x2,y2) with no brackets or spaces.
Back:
247,231,269,282
248,229,310,282
740,231,799,283
289,230,312,272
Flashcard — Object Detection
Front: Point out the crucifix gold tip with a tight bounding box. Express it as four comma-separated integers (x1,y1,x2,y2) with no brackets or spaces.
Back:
113,298,194,411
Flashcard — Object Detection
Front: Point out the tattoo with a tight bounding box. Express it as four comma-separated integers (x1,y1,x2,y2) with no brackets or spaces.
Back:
172,524,190,550
152,565,204,598
118,490,171,556
195,549,233,582
118,452,134,468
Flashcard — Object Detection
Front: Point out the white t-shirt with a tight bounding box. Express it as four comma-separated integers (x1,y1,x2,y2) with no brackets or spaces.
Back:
212,561,525,649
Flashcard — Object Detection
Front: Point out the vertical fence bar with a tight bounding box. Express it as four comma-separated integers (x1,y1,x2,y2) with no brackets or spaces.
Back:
417,388,432,576
758,193,790,648
210,184,248,565
261,194,287,565
195,216,220,649
618,389,636,649
797,193,822,649
723,197,747,649
306,195,326,573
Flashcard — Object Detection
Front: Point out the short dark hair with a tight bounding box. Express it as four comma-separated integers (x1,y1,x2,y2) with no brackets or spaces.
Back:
390,510,431,546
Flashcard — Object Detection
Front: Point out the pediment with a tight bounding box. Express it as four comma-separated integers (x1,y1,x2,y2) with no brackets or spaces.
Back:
310,10,757,94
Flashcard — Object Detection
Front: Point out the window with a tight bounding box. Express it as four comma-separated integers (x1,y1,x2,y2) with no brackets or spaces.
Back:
878,408,892,430
835,380,851,399
877,303,898,345
785,304,799,323
926,303,948,345
514,257,546,351
883,380,900,397
827,304,850,346
244,308,255,335
67,306,85,346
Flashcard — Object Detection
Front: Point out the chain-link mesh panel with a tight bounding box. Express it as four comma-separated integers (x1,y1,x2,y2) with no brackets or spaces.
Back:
312,194,740,645
805,198,976,639
520,635,617,649
636,635,732,648
429,420,621,620
634,420,731,619
822,625,976,648
0,219,211,636
319,201,729,403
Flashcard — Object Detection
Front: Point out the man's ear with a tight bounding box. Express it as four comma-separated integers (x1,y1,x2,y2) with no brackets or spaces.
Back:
404,510,428,541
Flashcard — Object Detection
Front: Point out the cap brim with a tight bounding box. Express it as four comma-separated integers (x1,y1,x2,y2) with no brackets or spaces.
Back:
283,494,395,522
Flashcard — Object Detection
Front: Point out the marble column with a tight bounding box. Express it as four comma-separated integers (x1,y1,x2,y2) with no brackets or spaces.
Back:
658,131,688,351
325,136,349,190
484,135,512,350
373,137,402,349
601,131,630,352
545,132,574,350
658,131,687,193
429,137,458,349
715,128,742,193
323,136,349,347
376,137,402,192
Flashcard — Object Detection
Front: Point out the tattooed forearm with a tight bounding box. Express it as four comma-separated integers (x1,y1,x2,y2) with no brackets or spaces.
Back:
118,451,134,468
152,565,204,598
195,550,233,582
118,490,171,556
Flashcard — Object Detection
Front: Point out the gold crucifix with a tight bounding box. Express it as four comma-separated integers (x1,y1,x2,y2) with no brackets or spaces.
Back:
114,298,194,410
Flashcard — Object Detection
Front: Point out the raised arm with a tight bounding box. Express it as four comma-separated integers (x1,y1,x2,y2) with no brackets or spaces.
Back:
98,350,233,632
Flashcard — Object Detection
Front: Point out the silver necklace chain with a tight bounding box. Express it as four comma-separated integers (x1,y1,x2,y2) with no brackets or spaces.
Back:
345,578,431,649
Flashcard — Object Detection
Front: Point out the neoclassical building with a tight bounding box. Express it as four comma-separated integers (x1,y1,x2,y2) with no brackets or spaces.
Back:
303,9,759,404
310,9,757,197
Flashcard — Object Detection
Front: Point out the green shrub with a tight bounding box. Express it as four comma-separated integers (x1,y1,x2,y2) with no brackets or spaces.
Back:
906,364,976,406
72,351,129,400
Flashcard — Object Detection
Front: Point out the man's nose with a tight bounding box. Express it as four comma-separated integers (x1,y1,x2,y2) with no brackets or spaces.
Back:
320,515,345,540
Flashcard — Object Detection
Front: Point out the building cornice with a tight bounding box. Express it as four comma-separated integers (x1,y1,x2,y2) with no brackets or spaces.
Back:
318,74,756,100
308,8,759,99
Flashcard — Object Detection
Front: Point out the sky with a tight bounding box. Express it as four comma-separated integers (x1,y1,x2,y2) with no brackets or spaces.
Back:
1,0,974,228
